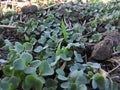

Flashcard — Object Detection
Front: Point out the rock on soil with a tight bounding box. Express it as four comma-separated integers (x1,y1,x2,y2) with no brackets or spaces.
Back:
91,30,120,61
21,5,38,14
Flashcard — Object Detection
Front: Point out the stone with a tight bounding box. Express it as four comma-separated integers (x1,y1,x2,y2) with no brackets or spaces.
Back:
91,30,120,61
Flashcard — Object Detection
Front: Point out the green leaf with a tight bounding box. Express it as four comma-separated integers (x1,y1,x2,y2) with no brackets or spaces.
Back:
61,20,67,41
61,82,70,89
14,42,24,53
113,82,118,90
79,84,87,90
24,67,36,74
38,36,47,44
92,33,102,42
23,42,33,51
116,45,120,52
60,54,71,61
70,70,79,79
30,38,37,45
92,73,105,90
92,79,97,89
57,75,68,81
24,34,30,41
56,69,65,76
73,23,85,32
39,60,54,76
24,75,43,90
3,65,13,76
56,42,62,56
50,56,60,66
8,76,19,89
34,46,43,53
13,58,26,70
34,45,48,53
0,80,12,90
45,79,57,88
74,51,83,63
86,62,101,69
1,19,9,24
20,52,33,63
30,60,41,68
90,21,97,28
77,74,89,84
4,39,12,50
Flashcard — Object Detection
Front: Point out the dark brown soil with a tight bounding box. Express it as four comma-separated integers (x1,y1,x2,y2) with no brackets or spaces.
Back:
0,28,24,60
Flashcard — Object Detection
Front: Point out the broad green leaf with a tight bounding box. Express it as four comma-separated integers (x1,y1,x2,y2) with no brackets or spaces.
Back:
14,42,24,53
13,58,26,70
23,42,33,51
57,75,68,81
73,23,85,32
90,21,97,28
0,80,12,90
39,60,54,76
61,82,70,89
92,33,102,42
60,54,71,61
24,75,43,90
79,84,87,90
116,45,120,52
56,69,65,76
45,79,57,88
38,36,47,44
4,39,12,50
34,45,48,53
92,73,105,90
86,62,101,69
61,20,67,41
1,19,9,24
68,83,77,90
74,51,83,63
70,70,79,78
20,52,33,63
70,63,86,72
3,65,13,76
8,76,19,89
24,67,36,74
24,34,29,41
34,46,43,53
43,87,56,90
30,38,37,45
50,56,60,66
92,79,97,89
30,60,41,68
113,82,118,90
77,74,89,84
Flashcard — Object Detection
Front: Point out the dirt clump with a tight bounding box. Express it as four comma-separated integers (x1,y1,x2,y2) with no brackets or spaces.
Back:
91,30,120,61
21,5,38,14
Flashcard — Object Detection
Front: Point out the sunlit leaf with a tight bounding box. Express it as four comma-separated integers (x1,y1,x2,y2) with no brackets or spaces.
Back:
74,51,83,63
61,20,67,41
24,75,43,90
14,42,24,53
20,52,33,63
23,42,33,51
39,60,54,76
13,58,26,70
